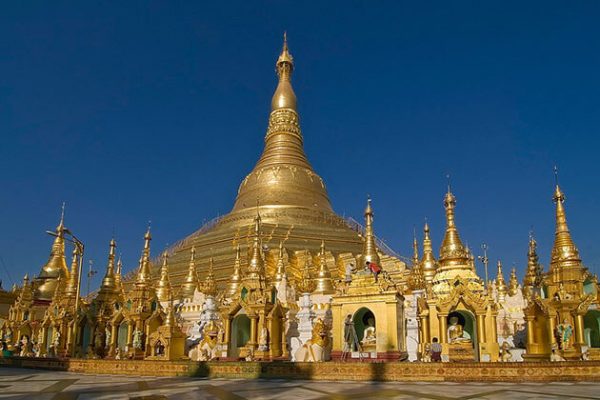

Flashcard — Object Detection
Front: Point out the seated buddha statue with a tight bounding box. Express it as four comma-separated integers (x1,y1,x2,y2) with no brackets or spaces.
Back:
447,316,471,344
361,318,376,347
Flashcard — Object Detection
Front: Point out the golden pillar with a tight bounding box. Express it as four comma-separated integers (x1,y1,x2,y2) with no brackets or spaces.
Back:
548,316,557,345
224,317,232,345
439,315,448,343
249,316,258,347
526,318,535,346
490,314,498,343
126,321,133,348
110,324,118,355
421,316,430,344
476,314,485,343
575,314,585,345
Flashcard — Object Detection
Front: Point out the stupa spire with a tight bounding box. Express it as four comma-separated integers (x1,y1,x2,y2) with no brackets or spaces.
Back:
200,258,218,297
550,171,581,270
156,251,171,302
361,197,380,266
227,245,244,297
135,226,153,286
508,266,519,296
100,238,117,293
421,222,438,283
64,246,79,298
439,185,469,270
181,246,198,298
496,260,508,301
35,203,70,300
232,33,333,212
412,228,420,267
314,241,334,294
523,233,542,293
115,254,124,294
247,209,265,278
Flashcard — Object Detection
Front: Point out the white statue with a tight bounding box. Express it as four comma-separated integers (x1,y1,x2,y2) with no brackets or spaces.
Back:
294,318,329,362
258,326,269,351
361,318,376,346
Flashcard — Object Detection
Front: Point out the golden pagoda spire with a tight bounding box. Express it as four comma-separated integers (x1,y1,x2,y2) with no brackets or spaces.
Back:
232,33,333,213
439,185,469,270
227,245,244,297
314,241,334,294
36,203,69,300
99,238,117,293
361,197,380,267
412,228,420,267
421,222,438,284
523,233,542,292
64,246,79,298
180,247,198,298
115,254,124,294
508,266,519,296
496,260,508,301
135,226,153,286
200,258,218,297
273,241,287,287
272,31,296,111
247,209,265,278
550,173,581,270
164,295,175,327
156,252,171,302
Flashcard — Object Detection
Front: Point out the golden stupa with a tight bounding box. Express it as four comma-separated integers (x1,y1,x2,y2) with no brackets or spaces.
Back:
159,34,366,287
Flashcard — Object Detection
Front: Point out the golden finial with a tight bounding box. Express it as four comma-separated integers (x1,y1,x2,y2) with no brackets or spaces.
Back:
156,251,171,302
181,246,198,298
164,294,175,327
439,185,468,269
523,232,542,294
412,227,419,267
496,260,508,301
508,266,519,296
549,170,581,271
314,241,334,294
361,196,380,266
421,220,438,284
135,227,153,286
99,238,117,293
58,201,66,230
272,31,296,111
64,246,79,298
227,244,244,297
248,207,265,277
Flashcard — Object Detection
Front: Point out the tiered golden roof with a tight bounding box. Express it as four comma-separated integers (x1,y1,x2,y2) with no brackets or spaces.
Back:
508,267,519,296
523,234,542,293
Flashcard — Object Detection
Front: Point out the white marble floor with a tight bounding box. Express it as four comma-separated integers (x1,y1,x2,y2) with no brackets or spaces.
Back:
0,368,599,399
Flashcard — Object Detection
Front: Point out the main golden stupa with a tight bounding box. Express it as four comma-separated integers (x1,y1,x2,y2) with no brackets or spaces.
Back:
160,35,368,286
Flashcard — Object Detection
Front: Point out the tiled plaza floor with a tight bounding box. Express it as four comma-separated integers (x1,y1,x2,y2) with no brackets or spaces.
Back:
0,368,600,399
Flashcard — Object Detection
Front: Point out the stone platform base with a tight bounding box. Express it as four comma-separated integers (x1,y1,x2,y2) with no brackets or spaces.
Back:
2,357,600,382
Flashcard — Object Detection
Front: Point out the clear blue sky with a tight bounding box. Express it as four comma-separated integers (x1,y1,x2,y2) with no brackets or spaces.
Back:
1,2,599,292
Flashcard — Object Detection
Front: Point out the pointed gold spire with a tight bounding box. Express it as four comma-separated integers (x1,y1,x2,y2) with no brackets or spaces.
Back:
272,31,296,111
200,258,218,297
64,246,79,298
508,266,519,296
156,252,171,302
439,186,469,270
247,209,265,278
273,241,287,287
99,238,117,293
550,179,581,270
496,260,508,301
181,247,198,298
412,229,420,267
421,222,438,284
164,296,175,327
115,254,124,295
232,34,333,213
35,204,69,300
227,245,244,297
361,197,380,267
314,241,334,294
523,233,542,293
135,226,153,286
